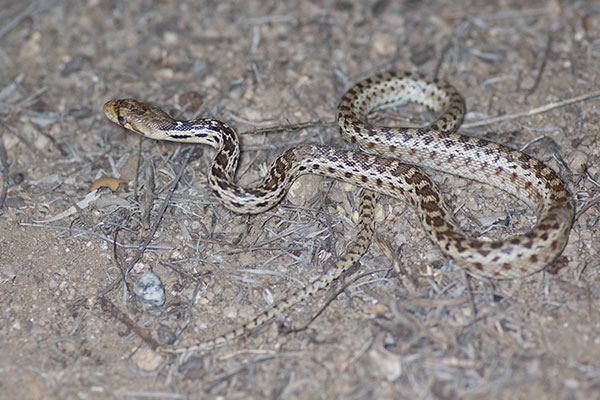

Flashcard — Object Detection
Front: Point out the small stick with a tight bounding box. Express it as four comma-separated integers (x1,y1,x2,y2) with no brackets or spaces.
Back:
242,120,328,135
463,90,600,129
98,297,161,350
0,137,8,211
524,35,552,99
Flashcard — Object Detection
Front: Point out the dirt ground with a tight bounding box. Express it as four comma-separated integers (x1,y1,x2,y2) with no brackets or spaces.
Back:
1,0,599,399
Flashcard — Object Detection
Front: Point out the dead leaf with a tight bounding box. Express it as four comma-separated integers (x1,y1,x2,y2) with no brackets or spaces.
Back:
89,177,128,192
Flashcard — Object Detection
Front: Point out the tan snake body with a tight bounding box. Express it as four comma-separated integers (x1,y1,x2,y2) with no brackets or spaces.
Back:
103,71,574,353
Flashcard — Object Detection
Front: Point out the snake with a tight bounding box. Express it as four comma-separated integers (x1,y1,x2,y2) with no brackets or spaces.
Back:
103,71,574,353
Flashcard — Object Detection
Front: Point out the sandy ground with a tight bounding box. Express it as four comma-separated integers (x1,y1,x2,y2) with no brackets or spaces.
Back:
1,0,599,399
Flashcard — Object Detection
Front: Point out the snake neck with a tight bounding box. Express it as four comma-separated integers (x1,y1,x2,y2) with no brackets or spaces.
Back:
197,119,241,178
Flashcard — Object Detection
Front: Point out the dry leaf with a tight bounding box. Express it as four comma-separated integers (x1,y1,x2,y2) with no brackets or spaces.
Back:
89,177,128,192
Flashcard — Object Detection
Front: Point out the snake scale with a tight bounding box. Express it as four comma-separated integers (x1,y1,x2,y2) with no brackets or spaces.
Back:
103,71,574,353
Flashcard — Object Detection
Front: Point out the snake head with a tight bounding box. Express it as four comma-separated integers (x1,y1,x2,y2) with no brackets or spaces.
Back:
103,99,142,133
103,98,173,139
103,99,126,125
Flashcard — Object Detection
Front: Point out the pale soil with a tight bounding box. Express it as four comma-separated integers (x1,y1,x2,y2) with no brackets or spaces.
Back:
1,1,599,399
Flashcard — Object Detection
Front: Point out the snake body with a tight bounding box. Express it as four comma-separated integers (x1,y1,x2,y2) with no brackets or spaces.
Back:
104,71,574,352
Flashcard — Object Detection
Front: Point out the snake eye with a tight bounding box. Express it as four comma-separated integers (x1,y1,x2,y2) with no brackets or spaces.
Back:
117,115,126,125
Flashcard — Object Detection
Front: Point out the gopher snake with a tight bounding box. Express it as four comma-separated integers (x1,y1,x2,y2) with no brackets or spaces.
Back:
103,71,574,353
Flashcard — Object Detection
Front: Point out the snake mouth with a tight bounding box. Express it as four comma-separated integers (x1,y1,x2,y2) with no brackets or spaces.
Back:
102,101,118,122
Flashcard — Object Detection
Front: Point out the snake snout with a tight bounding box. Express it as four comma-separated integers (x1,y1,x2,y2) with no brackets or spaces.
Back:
103,100,121,124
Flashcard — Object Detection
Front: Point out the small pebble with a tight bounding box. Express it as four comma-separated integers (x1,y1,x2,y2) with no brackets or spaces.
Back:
133,271,166,308
1,264,17,280
131,348,163,372
369,346,402,381
287,175,321,206
223,305,238,320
